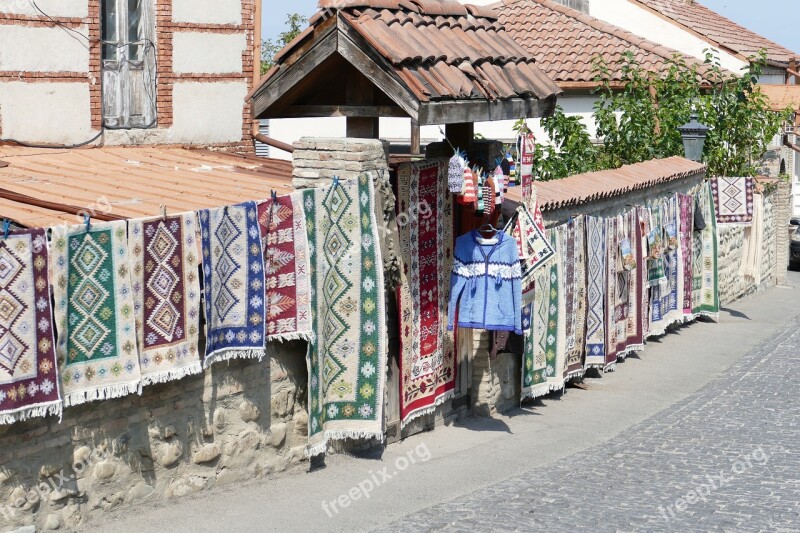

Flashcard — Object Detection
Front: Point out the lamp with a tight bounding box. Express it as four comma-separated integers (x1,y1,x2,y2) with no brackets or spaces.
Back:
678,113,709,162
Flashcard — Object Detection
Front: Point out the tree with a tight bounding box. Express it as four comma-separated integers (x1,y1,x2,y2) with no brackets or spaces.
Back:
261,13,307,75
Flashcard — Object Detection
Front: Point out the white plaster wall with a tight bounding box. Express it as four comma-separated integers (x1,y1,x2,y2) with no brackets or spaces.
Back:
0,25,89,72
0,0,88,18
172,32,246,74
172,0,241,25
169,82,247,144
0,81,93,144
589,0,747,75
759,74,787,85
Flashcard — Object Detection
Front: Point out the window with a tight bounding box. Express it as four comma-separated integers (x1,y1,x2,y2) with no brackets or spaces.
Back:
101,0,156,128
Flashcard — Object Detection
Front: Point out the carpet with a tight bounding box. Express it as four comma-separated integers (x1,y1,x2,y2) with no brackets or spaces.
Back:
639,207,652,339
52,221,141,407
564,216,586,379
130,213,202,386
396,161,456,427
605,216,620,370
711,176,755,225
584,216,607,369
257,193,313,342
522,261,554,400
506,201,555,298
199,202,267,367
649,196,683,336
545,227,566,391
518,133,535,204
678,194,694,316
646,205,667,287
693,182,720,319
304,175,387,456
0,229,62,424
621,209,644,356
740,193,765,283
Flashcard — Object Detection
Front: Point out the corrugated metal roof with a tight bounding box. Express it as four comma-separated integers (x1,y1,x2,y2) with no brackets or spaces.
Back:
759,84,800,113
0,146,293,228
505,157,706,211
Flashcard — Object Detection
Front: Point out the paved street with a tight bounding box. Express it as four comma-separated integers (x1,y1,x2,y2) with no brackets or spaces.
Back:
88,272,800,532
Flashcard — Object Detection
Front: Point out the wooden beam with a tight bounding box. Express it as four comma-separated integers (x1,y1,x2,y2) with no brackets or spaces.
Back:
253,133,294,154
418,96,556,125
266,104,407,119
410,118,421,155
346,69,379,138
0,187,127,222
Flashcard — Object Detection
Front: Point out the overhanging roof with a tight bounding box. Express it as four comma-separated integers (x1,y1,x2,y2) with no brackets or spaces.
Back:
249,0,562,125
759,84,800,113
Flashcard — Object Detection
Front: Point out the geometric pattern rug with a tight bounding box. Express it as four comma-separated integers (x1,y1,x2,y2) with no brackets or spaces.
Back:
130,212,203,386
711,176,754,225
584,216,607,369
52,221,141,407
396,161,456,428
304,175,387,456
693,182,720,319
0,229,62,424
563,216,586,380
199,202,267,367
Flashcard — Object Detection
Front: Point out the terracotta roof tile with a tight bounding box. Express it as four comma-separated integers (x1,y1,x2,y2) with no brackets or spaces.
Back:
759,84,800,113
504,157,706,211
496,0,723,85
633,0,798,67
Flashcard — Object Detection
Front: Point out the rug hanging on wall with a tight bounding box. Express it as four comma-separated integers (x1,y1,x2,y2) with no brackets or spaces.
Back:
52,221,141,407
130,213,202,386
649,196,684,336
605,216,620,370
304,175,387,456
257,192,313,342
396,161,456,427
693,182,720,319
710,176,755,225
646,205,667,288
678,194,694,316
584,216,607,369
545,227,566,391
620,210,644,356
0,229,62,424
564,216,586,379
522,263,553,400
506,202,556,298
199,202,266,367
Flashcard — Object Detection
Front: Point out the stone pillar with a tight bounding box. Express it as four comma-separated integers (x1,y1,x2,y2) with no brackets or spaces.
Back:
775,180,792,284
291,137,389,190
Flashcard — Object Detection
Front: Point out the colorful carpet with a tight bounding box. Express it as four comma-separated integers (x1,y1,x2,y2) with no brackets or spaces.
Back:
584,216,607,369
693,182,720,318
564,216,586,379
199,202,267,367
621,210,644,355
518,133,535,204
507,202,556,298
639,207,653,339
522,257,555,400
646,205,667,287
257,193,313,342
130,213,202,386
304,175,387,456
649,196,683,336
711,176,755,225
396,161,456,427
740,193,765,283
0,229,61,424
52,221,141,407
605,216,620,369
678,194,695,316
545,227,566,391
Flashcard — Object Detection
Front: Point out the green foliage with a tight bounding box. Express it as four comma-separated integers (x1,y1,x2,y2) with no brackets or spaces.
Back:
261,13,307,75
533,106,605,181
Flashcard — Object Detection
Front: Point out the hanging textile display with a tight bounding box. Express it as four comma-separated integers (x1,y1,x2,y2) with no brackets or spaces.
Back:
546,227,566,391
622,209,645,354
396,161,457,427
257,193,313,342
564,216,587,379
518,132,535,203
649,196,684,336
52,221,141,406
740,193,765,283
0,229,62,424
646,205,667,287
692,182,719,319
505,203,556,296
522,265,551,399
199,203,266,367
130,213,202,386
304,175,387,456
678,194,695,316
584,216,607,369
710,176,755,225
605,216,620,369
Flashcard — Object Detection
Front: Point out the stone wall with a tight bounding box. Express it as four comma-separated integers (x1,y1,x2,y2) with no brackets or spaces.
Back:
291,138,390,189
0,341,308,531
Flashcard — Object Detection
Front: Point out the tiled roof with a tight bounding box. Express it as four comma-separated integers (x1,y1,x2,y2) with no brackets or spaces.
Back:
495,0,721,85
0,146,293,228
759,84,800,113
274,0,562,103
504,157,706,211
633,0,797,67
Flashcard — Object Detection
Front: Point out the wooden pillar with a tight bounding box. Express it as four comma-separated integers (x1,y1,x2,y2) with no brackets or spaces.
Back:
410,118,421,155
346,71,379,138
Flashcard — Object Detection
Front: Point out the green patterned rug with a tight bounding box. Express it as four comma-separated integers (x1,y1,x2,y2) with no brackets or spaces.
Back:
304,175,387,456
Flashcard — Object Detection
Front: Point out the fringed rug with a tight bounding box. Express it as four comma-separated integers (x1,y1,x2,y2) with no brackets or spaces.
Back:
52,221,141,407
563,216,586,379
605,216,620,370
639,207,653,339
304,175,387,456
740,193,765,283
522,256,556,399
506,202,555,297
257,193,313,342
584,216,607,369
649,196,683,336
130,213,202,386
396,161,456,427
711,176,755,225
621,210,644,356
199,202,267,367
693,182,720,319
646,205,667,288
0,229,62,424
545,227,566,391
678,194,695,316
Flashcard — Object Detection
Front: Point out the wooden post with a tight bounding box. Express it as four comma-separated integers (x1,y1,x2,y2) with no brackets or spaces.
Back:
346,70,379,138
410,118,421,155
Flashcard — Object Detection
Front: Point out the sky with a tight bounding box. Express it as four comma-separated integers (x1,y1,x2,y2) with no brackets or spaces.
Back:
263,0,799,53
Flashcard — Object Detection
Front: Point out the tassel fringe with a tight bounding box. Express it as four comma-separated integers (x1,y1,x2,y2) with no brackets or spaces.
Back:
139,361,204,388
400,389,457,429
64,381,141,408
267,331,314,344
203,348,266,369
0,401,63,425
306,429,385,458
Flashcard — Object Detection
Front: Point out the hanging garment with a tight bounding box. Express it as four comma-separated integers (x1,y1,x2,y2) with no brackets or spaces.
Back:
457,167,477,206
692,182,720,319
199,203,267,367
519,133,536,204
710,176,755,225
506,151,517,186
304,175,387,457
448,152,465,193
52,220,141,407
129,212,203,386
448,230,522,334
0,229,62,424
584,216,607,369
493,165,505,206
257,193,313,342
396,161,457,428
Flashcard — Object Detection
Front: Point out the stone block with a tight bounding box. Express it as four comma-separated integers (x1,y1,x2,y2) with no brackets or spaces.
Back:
239,400,261,423
192,444,221,464
269,423,287,448
159,442,183,468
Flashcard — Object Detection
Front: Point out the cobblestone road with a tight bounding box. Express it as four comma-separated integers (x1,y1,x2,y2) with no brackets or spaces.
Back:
379,315,800,532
